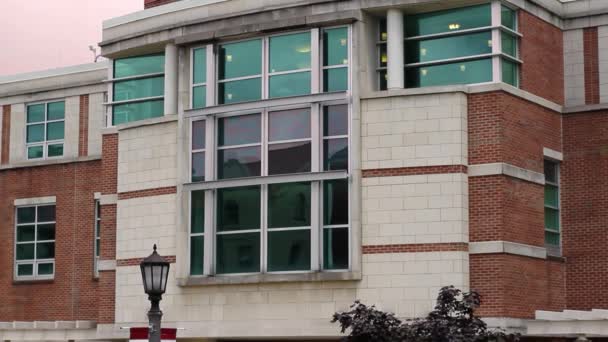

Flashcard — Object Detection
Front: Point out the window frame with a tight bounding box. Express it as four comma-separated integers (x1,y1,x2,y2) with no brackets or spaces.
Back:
544,160,561,255
94,199,101,278
14,203,56,281
25,100,65,160
320,25,352,93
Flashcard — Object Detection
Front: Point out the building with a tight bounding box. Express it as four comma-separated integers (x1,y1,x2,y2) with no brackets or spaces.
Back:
1,0,608,340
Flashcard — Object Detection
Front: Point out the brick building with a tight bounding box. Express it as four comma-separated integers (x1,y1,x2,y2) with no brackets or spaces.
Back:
0,0,607,340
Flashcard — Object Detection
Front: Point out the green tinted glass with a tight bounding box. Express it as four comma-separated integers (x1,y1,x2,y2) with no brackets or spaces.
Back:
218,114,261,146
501,5,516,30
544,160,558,183
323,227,349,270
323,27,348,66
27,104,45,123
16,244,35,260
47,122,64,140
27,146,43,159
324,68,348,92
47,102,65,120
269,32,311,73
405,32,492,63
193,48,207,84
113,77,164,102
324,138,348,171
216,232,260,274
190,236,204,275
17,264,33,276
545,231,560,246
267,229,311,272
17,207,35,224
114,54,165,78
192,151,205,182
37,224,55,241
27,124,44,143
502,59,518,87
379,70,387,90
218,40,262,79
218,78,262,104
17,226,35,242
268,182,311,228
192,85,206,109
269,72,311,98
38,263,54,275
324,179,348,226
379,44,387,67
545,208,560,231
406,4,491,36
218,147,261,179
502,32,517,57
406,58,493,88
37,242,55,259
48,144,63,157
545,186,559,208
113,100,164,125
217,186,260,231
191,191,205,234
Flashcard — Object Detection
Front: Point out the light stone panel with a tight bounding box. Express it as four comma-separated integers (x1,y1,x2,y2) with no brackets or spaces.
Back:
599,26,608,103
117,121,178,193
63,96,80,159
361,93,467,169
564,29,586,106
8,103,25,163
88,92,105,156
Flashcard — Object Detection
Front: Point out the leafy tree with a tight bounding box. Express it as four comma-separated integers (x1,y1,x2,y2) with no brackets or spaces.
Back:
332,286,519,342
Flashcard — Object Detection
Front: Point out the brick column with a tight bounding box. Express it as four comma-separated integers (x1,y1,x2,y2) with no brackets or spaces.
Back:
78,95,90,157
583,27,600,105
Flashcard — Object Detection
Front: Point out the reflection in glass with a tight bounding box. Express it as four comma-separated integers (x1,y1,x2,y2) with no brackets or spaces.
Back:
268,109,310,141
268,229,310,271
217,186,261,232
218,147,261,179
268,182,311,228
268,142,311,175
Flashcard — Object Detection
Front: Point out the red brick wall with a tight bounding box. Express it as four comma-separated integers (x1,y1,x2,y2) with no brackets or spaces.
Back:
144,0,179,9
1,104,10,165
583,27,600,105
562,110,608,310
518,11,564,105
0,161,102,321
78,95,89,157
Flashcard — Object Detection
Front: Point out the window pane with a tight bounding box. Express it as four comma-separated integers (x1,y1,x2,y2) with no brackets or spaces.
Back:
545,231,560,246
502,32,517,57
27,104,45,123
268,108,310,141
379,19,387,41
218,78,262,104
267,229,311,272
268,182,311,228
217,186,261,232
48,144,64,157
324,179,348,226
113,100,164,125
192,85,206,109
323,27,348,66
502,59,518,87
218,147,261,179
38,205,55,222
269,72,311,98
192,152,205,182
545,208,560,231
37,224,55,241
324,68,348,92
218,114,261,146
17,226,35,242
38,263,54,275
406,58,493,88
113,77,164,102
47,121,64,140
379,70,387,90
269,32,311,73
193,48,207,84
27,146,43,159
192,120,205,150
268,142,311,175
218,40,262,79
501,5,516,30
191,190,205,234
406,4,491,36
545,185,559,208
114,54,165,78
190,236,204,275
379,44,387,67
216,233,260,274
324,138,348,171
27,124,44,143
47,102,65,120
405,32,492,63
17,264,33,276
16,244,35,260
323,228,349,270
324,104,348,136
17,207,35,224
37,242,55,259
544,160,558,183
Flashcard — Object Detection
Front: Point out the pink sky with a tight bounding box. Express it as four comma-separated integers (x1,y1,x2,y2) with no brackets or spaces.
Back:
0,0,142,76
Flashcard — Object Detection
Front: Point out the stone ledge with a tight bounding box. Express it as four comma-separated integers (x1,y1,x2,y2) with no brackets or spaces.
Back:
178,271,361,287
14,196,56,206
469,241,547,259
468,163,545,185
0,320,96,330
0,156,101,171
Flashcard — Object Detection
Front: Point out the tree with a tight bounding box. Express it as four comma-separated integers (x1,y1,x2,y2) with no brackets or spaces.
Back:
332,286,519,342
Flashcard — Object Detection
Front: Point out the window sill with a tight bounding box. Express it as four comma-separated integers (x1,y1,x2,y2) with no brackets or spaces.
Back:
13,278,54,285
178,271,361,287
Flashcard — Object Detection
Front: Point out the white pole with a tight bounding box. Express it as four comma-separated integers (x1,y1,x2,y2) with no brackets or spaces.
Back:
164,43,178,115
387,9,404,89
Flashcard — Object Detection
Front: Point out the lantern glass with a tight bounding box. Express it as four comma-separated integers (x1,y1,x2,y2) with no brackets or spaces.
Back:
140,245,170,296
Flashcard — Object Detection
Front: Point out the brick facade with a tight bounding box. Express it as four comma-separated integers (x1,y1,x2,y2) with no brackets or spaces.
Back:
583,27,600,105
78,95,89,157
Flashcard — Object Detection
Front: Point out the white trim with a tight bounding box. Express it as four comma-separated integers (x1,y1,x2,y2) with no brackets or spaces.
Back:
468,162,545,185
469,241,547,259
97,260,117,271
543,147,564,161
100,194,118,205
184,171,347,191
14,196,56,206
0,62,107,85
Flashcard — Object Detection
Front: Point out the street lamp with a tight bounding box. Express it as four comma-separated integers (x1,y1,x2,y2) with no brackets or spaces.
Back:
140,244,170,342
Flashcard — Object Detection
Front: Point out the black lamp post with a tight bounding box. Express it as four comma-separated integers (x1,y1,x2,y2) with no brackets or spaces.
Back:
140,244,170,342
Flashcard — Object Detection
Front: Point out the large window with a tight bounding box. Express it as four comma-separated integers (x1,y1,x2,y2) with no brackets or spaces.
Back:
15,204,56,280
26,101,65,160
94,200,101,277
377,3,520,89
544,160,560,254
188,104,350,275
111,54,165,125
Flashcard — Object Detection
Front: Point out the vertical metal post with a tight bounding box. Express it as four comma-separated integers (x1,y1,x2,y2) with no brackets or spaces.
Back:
148,296,163,342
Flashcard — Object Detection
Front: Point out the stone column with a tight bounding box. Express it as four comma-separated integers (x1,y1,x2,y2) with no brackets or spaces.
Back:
164,43,178,116
387,8,404,89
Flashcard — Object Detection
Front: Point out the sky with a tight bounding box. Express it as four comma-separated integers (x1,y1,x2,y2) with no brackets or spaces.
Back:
0,0,142,76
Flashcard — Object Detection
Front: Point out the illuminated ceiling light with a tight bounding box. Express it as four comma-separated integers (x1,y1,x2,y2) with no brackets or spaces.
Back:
227,93,233,100
488,40,493,47
342,59,348,64
297,46,311,53
421,69,428,76
381,53,388,63
460,65,467,72
448,23,460,30
421,48,427,56
226,55,233,62
381,32,388,41
340,38,347,46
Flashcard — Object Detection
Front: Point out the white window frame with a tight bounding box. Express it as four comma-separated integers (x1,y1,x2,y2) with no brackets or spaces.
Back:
14,203,56,281
94,199,101,278
25,100,65,160
544,160,561,255
320,25,352,93
190,45,216,109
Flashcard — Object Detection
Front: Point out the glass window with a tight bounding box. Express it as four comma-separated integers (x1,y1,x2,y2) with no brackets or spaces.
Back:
26,101,65,160
502,59,518,87
323,27,349,92
267,32,312,98
502,32,517,57
192,47,207,109
191,120,206,182
218,114,262,179
94,200,101,277
501,5,517,30
113,77,164,102
544,160,560,251
268,109,311,175
114,54,164,78
406,58,492,88
323,179,349,270
269,72,311,98
324,105,348,171
15,204,56,279
405,32,492,63
113,100,164,125
405,4,491,36
190,191,205,275
218,40,262,104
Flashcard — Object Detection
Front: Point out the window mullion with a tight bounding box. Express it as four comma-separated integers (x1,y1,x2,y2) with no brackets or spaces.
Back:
311,103,321,173
311,28,320,94
206,44,216,107
491,1,502,83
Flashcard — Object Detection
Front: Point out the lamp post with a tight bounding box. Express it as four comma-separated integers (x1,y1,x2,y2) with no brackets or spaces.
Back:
140,244,170,342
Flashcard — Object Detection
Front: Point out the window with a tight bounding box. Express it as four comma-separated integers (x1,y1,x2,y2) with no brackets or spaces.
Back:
15,204,56,280
94,200,101,277
192,47,207,109
377,3,520,89
322,27,349,92
191,120,206,182
544,160,560,253
111,54,165,125
26,101,65,160
188,103,350,276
